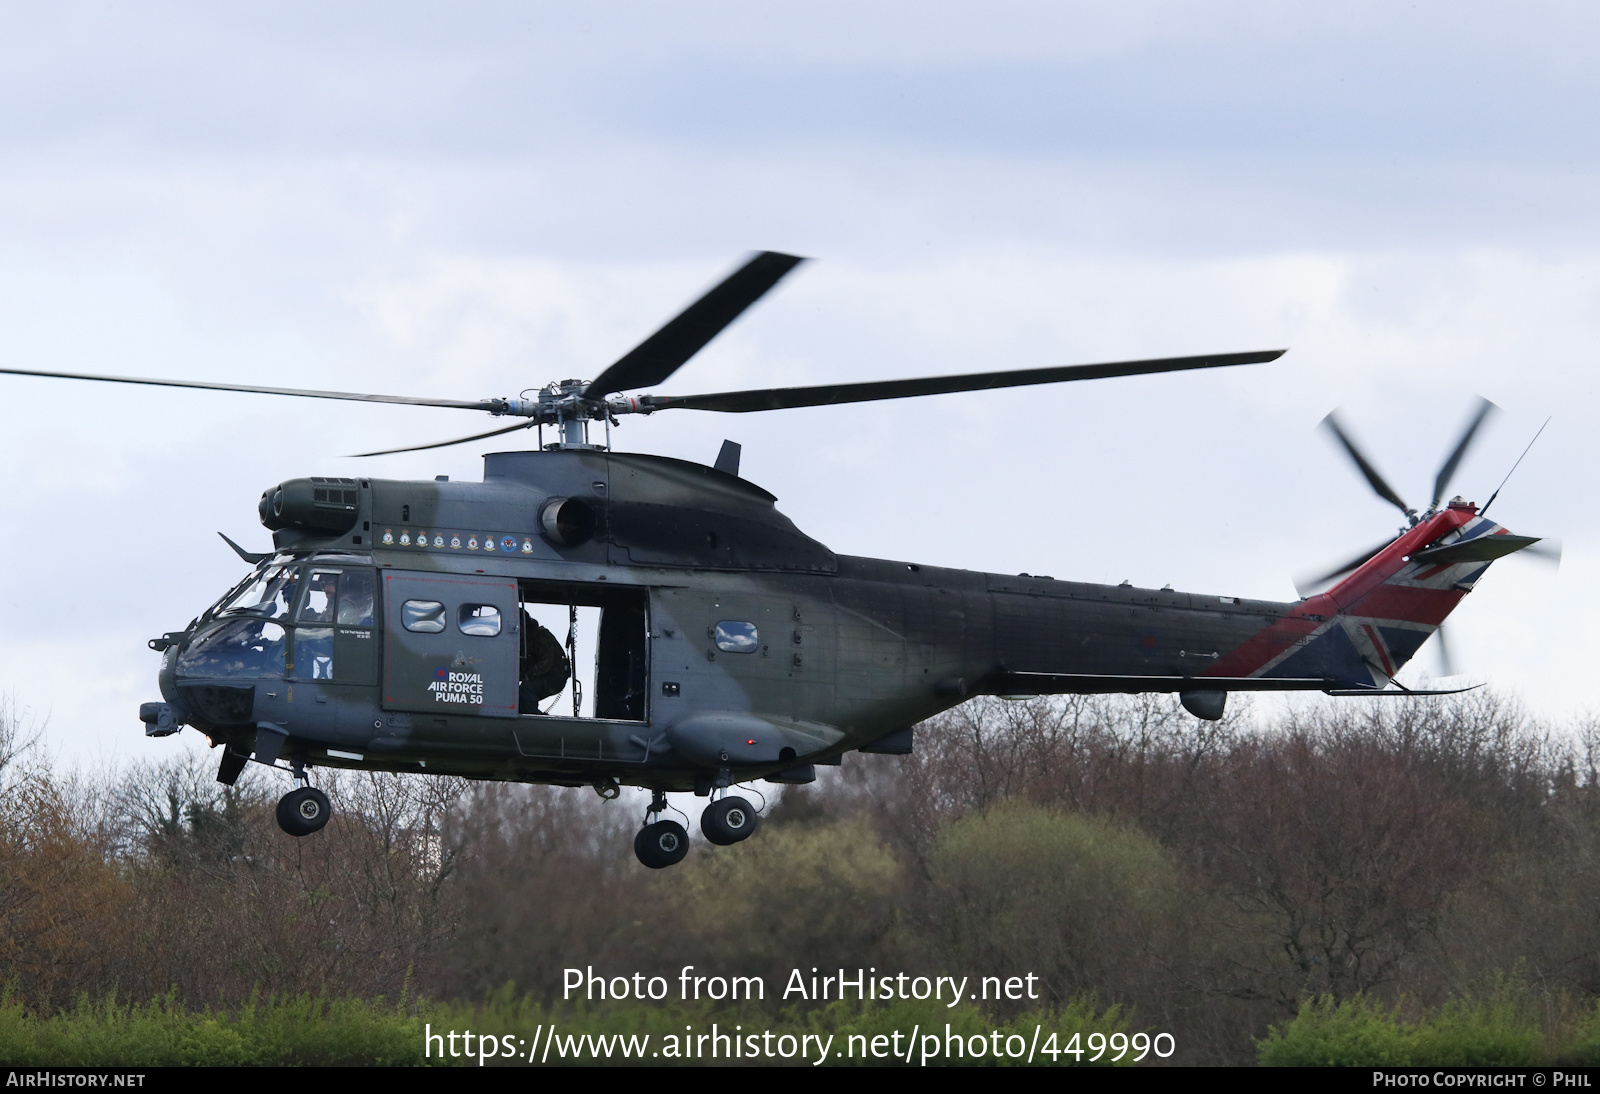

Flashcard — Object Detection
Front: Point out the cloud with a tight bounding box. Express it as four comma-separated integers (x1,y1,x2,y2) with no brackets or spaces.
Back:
0,2,1592,766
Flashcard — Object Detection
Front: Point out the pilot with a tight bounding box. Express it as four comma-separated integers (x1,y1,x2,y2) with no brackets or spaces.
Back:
301,574,338,623
519,611,571,713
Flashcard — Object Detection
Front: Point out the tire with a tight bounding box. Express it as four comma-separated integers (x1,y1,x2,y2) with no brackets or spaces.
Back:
701,796,759,846
634,820,689,869
276,787,332,837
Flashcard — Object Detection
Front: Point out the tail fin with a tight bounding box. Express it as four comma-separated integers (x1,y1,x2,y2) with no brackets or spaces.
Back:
1224,502,1533,689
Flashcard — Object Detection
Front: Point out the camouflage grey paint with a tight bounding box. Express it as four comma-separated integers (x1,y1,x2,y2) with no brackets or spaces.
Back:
155,450,1334,791
380,573,519,717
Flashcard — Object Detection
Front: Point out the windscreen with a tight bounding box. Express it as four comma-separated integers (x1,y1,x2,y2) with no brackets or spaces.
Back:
211,562,301,619
175,618,287,679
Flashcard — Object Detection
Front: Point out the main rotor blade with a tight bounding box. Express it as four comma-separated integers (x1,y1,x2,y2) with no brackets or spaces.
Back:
1431,397,1498,508
641,349,1285,414
351,419,535,457
1294,538,1392,597
583,251,806,401
0,366,495,411
1321,411,1411,516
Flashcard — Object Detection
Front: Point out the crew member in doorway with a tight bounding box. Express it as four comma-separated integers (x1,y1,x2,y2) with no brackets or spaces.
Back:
519,609,571,713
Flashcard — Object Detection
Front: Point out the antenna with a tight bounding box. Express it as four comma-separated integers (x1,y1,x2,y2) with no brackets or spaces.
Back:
1480,416,1551,518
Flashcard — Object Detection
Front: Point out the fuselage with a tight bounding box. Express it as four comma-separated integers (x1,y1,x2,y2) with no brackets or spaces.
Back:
149,449,1507,791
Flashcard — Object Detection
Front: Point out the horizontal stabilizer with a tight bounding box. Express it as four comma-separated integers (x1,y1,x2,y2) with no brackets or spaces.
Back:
1411,534,1541,566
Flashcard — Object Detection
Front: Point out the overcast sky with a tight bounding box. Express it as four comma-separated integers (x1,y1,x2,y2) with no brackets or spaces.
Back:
0,2,1595,767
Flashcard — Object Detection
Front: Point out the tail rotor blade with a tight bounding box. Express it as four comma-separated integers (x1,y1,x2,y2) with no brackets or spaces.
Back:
1431,397,1499,508
1520,538,1562,568
1321,411,1412,517
1293,538,1392,598
1434,622,1457,678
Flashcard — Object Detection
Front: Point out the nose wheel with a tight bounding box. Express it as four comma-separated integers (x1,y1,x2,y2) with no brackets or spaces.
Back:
634,789,689,869
701,795,758,846
276,786,332,837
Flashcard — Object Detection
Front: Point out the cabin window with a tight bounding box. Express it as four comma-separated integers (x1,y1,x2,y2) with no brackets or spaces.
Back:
402,600,447,633
459,604,502,637
714,620,759,654
176,619,287,679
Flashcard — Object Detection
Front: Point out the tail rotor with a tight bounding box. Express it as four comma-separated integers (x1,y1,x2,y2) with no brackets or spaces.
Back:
1318,396,1499,527
1298,397,1504,597
1431,398,1498,510
1319,410,1420,523
1299,397,1554,680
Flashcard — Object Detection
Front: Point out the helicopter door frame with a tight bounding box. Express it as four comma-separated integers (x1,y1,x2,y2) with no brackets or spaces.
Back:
516,580,650,725
380,572,520,718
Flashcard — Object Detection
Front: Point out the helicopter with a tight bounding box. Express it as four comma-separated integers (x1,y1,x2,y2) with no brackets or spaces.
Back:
0,252,1550,868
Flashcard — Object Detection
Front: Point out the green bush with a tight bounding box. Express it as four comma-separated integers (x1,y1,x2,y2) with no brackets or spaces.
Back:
921,801,1181,1003
1411,995,1543,1067
1259,988,1547,1067
1257,996,1410,1067
0,991,431,1066
0,987,1148,1067
8,980,1594,1067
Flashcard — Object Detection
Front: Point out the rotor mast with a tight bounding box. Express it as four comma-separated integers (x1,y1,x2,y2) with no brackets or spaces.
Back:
509,379,664,450
541,380,604,450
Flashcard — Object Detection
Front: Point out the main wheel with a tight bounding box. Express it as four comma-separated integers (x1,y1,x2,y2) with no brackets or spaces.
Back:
276,787,332,837
634,820,689,869
701,796,759,846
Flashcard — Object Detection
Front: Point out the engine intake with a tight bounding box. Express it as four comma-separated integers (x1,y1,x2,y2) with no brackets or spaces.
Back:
259,477,360,533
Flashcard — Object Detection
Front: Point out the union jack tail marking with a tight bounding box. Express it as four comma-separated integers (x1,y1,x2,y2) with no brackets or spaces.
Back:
1208,502,1524,689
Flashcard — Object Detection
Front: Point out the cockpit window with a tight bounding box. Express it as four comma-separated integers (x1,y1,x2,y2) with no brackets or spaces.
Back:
458,604,502,637
176,619,287,678
216,563,300,619
299,569,340,623
336,569,375,626
294,567,376,627
292,627,335,680
402,600,447,633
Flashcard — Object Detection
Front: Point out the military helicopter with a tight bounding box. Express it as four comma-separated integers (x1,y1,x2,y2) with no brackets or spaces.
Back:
0,252,1550,868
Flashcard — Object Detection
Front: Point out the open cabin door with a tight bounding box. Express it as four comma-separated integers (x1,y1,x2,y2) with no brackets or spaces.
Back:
381,572,520,717
516,580,649,723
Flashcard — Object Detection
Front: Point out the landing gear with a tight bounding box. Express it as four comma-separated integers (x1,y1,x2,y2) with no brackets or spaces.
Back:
276,786,332,837
635,820,689,869
631,788,762,867
634,789,688,869
701,796,758,846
